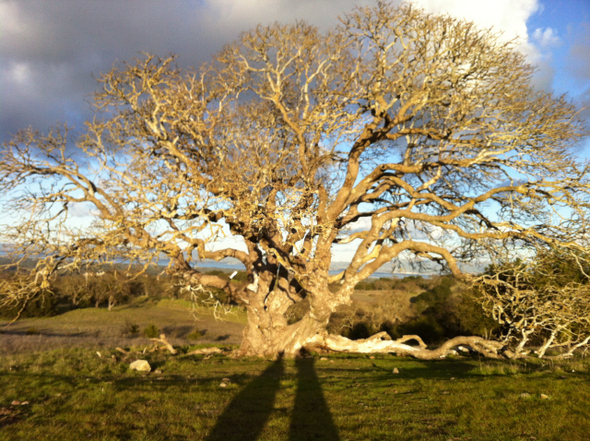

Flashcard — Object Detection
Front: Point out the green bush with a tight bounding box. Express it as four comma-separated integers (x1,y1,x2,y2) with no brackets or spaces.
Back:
373,278,394,290
143,324,161,338
397,316,447,344
205,269,229,280
121,321,140,336
327,307,382,340
404,277,463,342
455,292,499,338
345,322,375,340
354,280,376,290
230,271,248,282
186,329,205,340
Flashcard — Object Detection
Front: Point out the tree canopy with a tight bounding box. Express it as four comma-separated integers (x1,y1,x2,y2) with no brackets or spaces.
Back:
1,2,588,357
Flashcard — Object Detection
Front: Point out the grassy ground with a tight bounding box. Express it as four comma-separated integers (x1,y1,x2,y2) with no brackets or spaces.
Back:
0,346,589,441
0,298,246,355
0,290,407,356
1,298,589,440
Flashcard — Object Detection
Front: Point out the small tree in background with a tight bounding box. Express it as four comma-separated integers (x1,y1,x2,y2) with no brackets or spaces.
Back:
474,249,590,358
1,2,588,358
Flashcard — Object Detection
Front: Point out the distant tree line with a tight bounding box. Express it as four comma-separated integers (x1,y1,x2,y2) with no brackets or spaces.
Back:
0,264,248,318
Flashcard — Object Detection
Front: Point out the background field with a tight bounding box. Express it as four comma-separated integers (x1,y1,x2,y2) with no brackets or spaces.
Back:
0,284,423,356
0,297,246,356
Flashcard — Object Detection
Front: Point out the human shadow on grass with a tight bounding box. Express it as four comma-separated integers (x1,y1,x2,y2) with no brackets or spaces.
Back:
204,354,284,441
289,357,341,441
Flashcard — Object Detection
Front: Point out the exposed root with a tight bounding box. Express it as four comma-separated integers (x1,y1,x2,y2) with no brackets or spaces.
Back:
306,333,505,360
150,334,177,355
185,347,224,356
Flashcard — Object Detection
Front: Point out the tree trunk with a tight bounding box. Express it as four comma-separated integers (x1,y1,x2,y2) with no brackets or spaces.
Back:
236,274,342,358
205,267,507,360
238,312,328,358
235,274,504,359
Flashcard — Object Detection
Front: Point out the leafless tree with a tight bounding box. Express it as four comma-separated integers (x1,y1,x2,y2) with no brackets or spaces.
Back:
473,249,590,358
1,2,588,358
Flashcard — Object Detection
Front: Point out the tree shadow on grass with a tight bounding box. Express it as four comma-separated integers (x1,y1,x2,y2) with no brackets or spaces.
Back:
204,354,284,441
289,357,341,441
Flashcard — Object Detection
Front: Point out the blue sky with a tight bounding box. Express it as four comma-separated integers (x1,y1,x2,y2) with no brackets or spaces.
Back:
527,0,590,96
526,0,590,142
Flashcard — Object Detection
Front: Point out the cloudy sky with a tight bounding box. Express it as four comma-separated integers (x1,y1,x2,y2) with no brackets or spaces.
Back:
1,0,589,266
1,0,589,147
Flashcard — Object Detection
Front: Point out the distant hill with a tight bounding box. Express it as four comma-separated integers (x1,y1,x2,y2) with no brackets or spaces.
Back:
1,244,487,276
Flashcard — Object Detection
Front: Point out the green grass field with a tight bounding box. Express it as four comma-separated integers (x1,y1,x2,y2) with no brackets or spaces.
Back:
0,298,246,355
1,299,590,440
1,346,589,440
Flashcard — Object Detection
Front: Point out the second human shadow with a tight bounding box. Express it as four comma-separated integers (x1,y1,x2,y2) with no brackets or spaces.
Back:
289,357,341,441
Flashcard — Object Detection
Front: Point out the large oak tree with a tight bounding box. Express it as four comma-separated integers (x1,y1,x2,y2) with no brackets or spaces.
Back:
1,2,588,358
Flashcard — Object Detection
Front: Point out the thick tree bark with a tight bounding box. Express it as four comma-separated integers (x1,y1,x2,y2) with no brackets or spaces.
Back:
237,315,506,359
236,275,349,357
238,313,327,358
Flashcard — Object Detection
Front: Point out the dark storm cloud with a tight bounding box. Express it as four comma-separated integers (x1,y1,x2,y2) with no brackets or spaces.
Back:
0,0,210,140
2,0,588,146
0,0,374,142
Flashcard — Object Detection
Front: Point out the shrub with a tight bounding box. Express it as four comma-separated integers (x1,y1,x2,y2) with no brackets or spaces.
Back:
121,321,140,336
143,324,161,338
354,280,376,290
373,278,394,290
230,271,248,282
345,322,375,340
328,307,386,340
474,249,590,357
455,291,499,339
397,316,447,344
186,329,205,340
205,269,229,280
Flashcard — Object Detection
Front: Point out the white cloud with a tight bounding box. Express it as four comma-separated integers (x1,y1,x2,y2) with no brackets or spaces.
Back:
569,22,590,82
411,0,556,91
0,2,23,35
0,1,37,40
412,0,538,41
6,61,32,85
0,0,569,144
533,27,561,47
